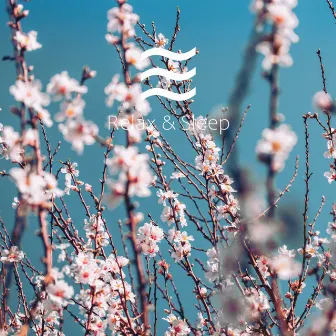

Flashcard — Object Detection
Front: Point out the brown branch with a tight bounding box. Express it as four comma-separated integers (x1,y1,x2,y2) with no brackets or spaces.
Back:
316,49,327,94
326,0,336,20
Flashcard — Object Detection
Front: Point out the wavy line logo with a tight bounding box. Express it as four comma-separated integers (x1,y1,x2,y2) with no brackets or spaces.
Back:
140,48,197,101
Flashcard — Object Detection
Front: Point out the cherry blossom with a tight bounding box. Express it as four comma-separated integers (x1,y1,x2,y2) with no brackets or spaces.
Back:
256,39,293,70
35,106,53,127
84,215,109,247
10,79,50,109
122,84,151,116
256,123,297,171
166,320,191,336
157,189,178,206
327,222,336,241
251,0,299,70
298,243,319,258
0,246,24,263
167,59,180,73
270,254,301,279
155,33,169,48
107,4,139,38
146,124,160,139
313,91,333,111
0,126,22,162
47,71,88,101
55,96,85,122
278,245,296,257
10,166,63,206
205,248,220,282
170,171,185,180
324,168,336,184
246,289,270,320
14,30,42,51
324,138,336,159
125,46,150,70
105,145,152,205
61,162,79,178
104,74,128,107
137,222,164,257
58,118,98,154
46,280,74,307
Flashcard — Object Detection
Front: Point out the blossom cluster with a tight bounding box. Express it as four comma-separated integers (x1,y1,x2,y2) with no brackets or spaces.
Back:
163,314,191,336
311,91,336,184
251,0,299,70
158,189,187,227
104,4,151,144
105,145,153,208
66,251,135,334
168,228,194,262
0,125,23,162
10,166,63,211
137,222,164,257
10,79,52,127
48,71,99,154
22,269,75,336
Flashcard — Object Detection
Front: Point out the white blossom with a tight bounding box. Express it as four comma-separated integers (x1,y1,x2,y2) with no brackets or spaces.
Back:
47,71,87,101
155,33,169,48
0,246,24,263
10,80,50,109
256,124,297,171
15,30,42,51
58,118,98,154
270,255,301,280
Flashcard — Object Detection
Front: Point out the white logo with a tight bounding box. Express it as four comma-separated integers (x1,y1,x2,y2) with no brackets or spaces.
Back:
141,48,197,101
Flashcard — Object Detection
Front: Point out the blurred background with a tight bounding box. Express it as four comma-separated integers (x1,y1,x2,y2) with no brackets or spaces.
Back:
0,0,336,334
